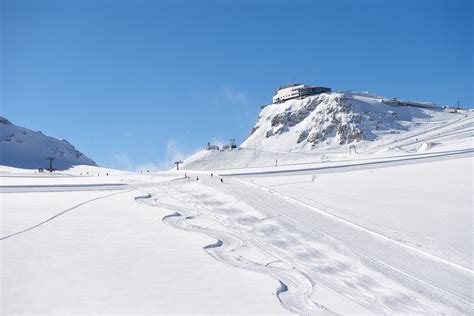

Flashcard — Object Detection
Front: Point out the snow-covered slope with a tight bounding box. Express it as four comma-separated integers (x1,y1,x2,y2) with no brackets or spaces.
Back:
182,92,473,170
2,96,472,313
243,92,463,151
0,117,96,170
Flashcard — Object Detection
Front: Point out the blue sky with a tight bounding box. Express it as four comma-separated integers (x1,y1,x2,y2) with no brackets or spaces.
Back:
2,0,473,170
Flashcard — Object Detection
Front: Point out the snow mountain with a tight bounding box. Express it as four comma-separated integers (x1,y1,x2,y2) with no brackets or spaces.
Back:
0,117,96,170
182,91,472,170
244,92,452,151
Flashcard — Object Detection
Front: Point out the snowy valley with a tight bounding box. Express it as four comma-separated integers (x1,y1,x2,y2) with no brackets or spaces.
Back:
1,91,473,314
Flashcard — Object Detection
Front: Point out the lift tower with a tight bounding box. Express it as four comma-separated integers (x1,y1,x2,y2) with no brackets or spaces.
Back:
174,160,183,171
46,157,54,172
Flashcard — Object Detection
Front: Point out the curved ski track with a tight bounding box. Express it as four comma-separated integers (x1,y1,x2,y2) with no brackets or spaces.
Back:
159,206,334,315
1,189,135,241
136,180,469,314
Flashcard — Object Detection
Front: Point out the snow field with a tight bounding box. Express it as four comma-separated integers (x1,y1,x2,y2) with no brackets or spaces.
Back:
1,179,287,314
243,156,473,268
138,176,466,314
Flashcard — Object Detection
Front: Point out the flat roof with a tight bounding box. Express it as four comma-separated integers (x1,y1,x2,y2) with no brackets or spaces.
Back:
275,83,304,92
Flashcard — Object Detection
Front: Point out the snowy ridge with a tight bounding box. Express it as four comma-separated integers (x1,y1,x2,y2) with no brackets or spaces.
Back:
0,116,96,170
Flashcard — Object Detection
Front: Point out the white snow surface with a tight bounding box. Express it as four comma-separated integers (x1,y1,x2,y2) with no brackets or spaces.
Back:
2,150,472,314
0,117,96,170
2,93,473,314
1,169,287,314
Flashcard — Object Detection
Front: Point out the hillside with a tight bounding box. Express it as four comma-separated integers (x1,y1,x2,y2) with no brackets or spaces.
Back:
182,92,473,170
0,117,96,170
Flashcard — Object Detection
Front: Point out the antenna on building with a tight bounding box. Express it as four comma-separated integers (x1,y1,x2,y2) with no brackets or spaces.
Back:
457,101,460,110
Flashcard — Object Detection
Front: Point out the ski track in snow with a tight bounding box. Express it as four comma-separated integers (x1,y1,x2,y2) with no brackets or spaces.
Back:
221,148,473,177
137,194,334,315
361,114,473,154
136,179,470,314
214,179,473,313
236,177,473,276
0,189,135,241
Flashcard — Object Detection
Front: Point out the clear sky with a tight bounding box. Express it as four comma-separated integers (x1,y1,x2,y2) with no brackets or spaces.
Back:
2,0,473,170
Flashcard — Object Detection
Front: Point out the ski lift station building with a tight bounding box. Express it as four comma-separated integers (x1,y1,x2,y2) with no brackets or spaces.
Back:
273,84,331,104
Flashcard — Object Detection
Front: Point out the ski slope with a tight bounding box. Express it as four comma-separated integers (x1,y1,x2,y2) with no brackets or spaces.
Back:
137,154,473,314
2,93,473,314
161,104,473,313
1,148,472,313
1,169,287,314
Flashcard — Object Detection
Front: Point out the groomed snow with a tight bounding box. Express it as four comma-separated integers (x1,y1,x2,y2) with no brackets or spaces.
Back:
243,156,473,268
2,149,473,313
1,177,288,314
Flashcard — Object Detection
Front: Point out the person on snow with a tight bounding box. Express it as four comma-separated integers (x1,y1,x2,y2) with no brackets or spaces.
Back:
220,178,224,183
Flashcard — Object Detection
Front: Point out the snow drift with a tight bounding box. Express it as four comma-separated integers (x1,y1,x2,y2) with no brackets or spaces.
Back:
0,117,96,170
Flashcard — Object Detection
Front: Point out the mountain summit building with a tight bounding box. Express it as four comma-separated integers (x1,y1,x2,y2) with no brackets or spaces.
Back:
272,84,331,104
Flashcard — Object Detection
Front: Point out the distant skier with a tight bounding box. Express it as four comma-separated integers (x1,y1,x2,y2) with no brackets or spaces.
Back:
220,178,224,183
196,176,199,181
185,173,187,178
211,173,213,177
